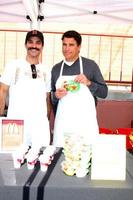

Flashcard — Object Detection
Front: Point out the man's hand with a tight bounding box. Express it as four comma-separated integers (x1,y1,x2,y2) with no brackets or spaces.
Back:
74,74,91,86
55,88,67,99
0,83,9,116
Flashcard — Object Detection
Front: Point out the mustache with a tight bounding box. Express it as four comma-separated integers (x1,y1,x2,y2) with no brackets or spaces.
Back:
28,47,40,51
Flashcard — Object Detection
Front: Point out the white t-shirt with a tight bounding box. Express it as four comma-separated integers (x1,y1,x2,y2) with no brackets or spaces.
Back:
0,58,51,92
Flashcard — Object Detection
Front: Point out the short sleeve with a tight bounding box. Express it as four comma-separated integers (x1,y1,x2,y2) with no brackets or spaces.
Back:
0,60,17,86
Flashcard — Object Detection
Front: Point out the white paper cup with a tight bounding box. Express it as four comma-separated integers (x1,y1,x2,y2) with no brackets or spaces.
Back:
13,159,21,169
12,152,24,169
40,163,48,172
26,155,38,170
27,159,37,170
39,155,51,172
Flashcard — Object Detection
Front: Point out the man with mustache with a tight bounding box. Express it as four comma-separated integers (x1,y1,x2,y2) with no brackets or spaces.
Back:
0,30,51,150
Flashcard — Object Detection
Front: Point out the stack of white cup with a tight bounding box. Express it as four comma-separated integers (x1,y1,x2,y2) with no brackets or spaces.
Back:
12,146,30,168
39,145,56,172
26,148,39,170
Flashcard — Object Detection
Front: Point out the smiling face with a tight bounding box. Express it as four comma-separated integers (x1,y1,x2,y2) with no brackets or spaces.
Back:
62,37,81,62
25,36,43,59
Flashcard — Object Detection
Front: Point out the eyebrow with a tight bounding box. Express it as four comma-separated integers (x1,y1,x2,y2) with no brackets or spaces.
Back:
28,37,42,43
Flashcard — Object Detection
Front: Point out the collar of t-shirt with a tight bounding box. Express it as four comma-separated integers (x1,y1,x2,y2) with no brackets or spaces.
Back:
64,60,75,66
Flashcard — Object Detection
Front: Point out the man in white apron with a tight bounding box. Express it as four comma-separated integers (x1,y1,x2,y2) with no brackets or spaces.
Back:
51,30,108,147
0,30,51,150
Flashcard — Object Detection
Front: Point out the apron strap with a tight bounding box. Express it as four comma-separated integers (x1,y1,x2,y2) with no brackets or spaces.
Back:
79,56,83,74
60,61,64,76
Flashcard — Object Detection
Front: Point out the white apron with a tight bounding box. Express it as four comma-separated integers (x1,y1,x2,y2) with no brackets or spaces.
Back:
53,57,99,147
7,75,50,148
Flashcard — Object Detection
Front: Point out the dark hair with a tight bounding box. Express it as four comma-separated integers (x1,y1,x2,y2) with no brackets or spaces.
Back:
25,30,44,46
61,30,82,46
